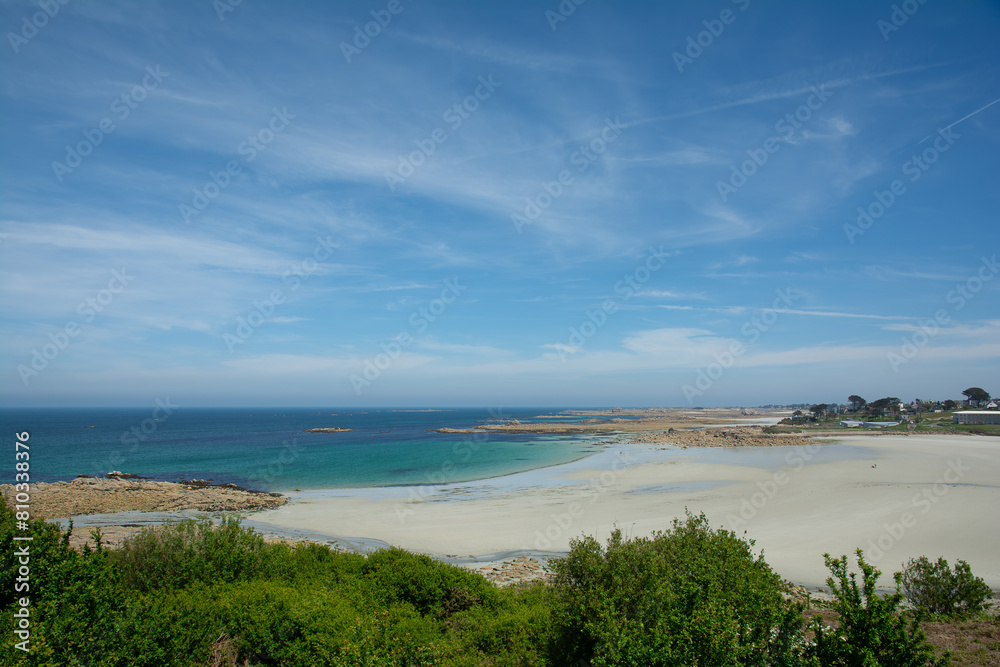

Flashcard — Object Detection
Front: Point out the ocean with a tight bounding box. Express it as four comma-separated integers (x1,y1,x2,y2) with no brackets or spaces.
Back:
0,407,607,492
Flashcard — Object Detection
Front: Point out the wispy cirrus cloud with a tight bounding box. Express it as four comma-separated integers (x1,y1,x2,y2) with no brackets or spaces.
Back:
2,1,997,405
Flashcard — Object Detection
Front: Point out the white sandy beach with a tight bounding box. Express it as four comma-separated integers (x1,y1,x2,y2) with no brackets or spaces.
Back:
254,434,1000,588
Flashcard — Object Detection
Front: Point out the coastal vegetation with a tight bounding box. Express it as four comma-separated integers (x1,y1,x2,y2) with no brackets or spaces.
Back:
782,386,994,424
768,386,999,437
766,417,1000,437
4,504,994,666
900,557,993,618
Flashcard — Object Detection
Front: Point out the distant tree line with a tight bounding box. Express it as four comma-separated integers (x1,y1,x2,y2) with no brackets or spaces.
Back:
839,387,992,418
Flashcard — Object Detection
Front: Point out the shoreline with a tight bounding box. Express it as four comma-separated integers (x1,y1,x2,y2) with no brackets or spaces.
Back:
261,414,803,493
268,424,815,500
7,423,998,590
251,432,1000,589
278,431,616,495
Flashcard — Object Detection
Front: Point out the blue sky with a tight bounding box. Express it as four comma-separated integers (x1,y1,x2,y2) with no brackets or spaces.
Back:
1,0,998,408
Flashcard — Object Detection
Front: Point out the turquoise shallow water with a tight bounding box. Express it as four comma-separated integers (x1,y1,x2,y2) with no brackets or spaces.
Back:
0,407,605,491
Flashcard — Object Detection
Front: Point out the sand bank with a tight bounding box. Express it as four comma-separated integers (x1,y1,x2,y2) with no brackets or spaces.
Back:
255,433,1000,588
435,407,784,436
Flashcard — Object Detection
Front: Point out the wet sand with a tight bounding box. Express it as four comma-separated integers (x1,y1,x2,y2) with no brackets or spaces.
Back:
256,433,1000,588
7,417,997,589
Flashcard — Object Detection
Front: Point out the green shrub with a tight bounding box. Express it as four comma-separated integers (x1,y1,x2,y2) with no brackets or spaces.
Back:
806,550,949,667
115,580,444,667
110,516,270,592
448,582,554,667
0,501,77,609
0,503,129,664
9,497,987,666
254,539,368,591
899,556,992,617
362,547,499,616
549,511,802,667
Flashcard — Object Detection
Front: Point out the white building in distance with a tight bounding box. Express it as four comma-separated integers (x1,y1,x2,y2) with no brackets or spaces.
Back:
952,411,1000,425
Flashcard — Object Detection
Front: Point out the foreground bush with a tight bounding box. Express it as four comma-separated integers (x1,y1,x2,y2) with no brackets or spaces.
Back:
805,550,949,667
899,556,992,618
446,582,554,667
362,547,500,616
111,515,271,592
0,502,976,666
549,511,803,666
117,581,444,667
0,512,126,664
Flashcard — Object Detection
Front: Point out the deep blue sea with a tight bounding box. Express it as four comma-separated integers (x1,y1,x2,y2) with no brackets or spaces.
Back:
0,408,607,492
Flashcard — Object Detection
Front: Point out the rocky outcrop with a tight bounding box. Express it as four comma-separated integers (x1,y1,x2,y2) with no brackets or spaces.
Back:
0,474,287,521
628,425,818,448
475,556,552,585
